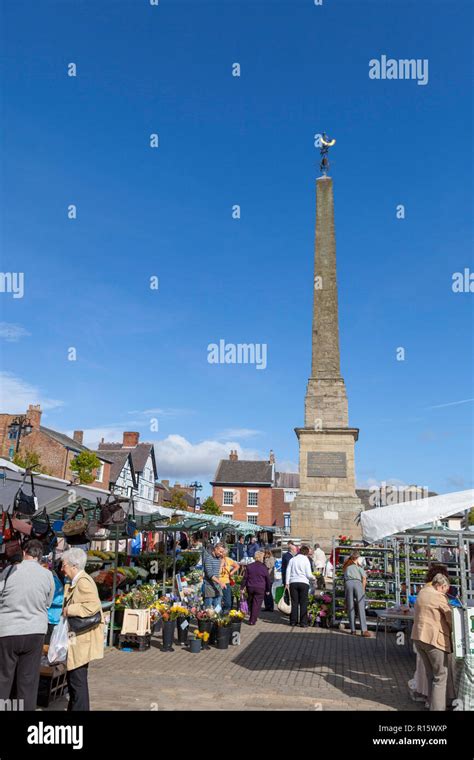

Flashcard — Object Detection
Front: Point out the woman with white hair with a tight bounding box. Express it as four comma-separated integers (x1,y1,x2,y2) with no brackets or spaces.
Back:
61,548,104,711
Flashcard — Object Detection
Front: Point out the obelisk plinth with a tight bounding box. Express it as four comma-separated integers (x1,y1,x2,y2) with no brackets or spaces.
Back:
291,175,363,549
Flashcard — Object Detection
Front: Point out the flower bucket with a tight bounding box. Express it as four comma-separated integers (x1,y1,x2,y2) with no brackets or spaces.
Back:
162,620,176,651
229,620,241,646
197,619,213,635
209,621,219,645
216,626,230,650
177,617,189,645
189,638,201,654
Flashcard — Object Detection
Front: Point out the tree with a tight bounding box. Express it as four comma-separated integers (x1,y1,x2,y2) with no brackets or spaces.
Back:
168,489,189,510
13,450,42,471
70,451,102,485
201,496,222,515
468,509,474,526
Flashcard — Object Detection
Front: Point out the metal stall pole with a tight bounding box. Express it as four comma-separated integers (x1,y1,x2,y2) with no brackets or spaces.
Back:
171,529,178,595
108,523,120,648
458,532,470,655
162,530,167,596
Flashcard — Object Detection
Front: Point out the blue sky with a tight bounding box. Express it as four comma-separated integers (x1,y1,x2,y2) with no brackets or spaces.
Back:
1,0,472,495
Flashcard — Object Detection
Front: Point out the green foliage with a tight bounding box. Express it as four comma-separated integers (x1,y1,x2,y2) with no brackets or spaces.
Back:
70,451,102,484
468,509,474,526
13,450,42,471
201,496,222,515
176,551,200,573
168,489,189,510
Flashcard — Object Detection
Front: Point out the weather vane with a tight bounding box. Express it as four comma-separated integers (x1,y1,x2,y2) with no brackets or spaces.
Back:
319,132,336,176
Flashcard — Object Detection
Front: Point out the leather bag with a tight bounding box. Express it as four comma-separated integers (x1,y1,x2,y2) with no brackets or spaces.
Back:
67,610,102,635
3,515,24,562
63,505,88,537
31,509,56,550
13,472,38,516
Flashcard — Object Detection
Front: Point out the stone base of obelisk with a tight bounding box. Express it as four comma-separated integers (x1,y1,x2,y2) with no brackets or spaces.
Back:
290,494,363,553
291,425,364,552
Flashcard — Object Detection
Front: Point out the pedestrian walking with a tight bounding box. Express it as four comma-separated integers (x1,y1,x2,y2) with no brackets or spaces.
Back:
0,539,55,711
286,545,314,627
411,573,453,711
263,549,275,611
241,551,271,625
343,551,373,637
61,548,104,711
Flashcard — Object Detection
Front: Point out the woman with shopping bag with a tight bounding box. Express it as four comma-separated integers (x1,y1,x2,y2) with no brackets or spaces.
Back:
61,548,104,711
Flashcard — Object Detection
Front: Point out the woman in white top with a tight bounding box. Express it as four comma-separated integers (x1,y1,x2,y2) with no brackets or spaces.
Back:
286,545,314,627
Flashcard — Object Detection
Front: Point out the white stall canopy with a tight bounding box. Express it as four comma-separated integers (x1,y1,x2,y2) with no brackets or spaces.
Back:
360,489,474,544
0,458,111,513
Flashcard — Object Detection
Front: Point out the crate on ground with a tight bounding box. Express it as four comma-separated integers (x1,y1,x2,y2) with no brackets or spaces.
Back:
118,632,152,651
37,646,67,707
121,608,151,636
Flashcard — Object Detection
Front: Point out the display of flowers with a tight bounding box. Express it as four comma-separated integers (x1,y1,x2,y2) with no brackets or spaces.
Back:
196,608,218,620
158,603,190,622
307,592,333,627
192,630,210,642
338,535,352,546
216,614,231,627
228,609,245,620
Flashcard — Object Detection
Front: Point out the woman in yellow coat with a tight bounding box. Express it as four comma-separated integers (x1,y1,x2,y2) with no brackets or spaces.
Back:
61,548,104,711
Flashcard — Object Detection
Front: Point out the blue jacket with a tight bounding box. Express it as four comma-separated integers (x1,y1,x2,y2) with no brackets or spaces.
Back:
246,542,260,559
48,573,64,626
232,542,246,561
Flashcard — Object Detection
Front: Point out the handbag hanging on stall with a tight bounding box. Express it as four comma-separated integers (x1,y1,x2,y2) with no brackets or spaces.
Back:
2,514,24,563
99,495,127,527
62,505,89,545
13,471,38,516
31,508,57,551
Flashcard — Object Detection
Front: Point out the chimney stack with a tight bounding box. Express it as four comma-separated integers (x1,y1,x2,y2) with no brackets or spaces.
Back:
269,449,275,464
162,479,170,488
27,404,42,430
123,432,139,448
229,449,239,461
73,431,84,445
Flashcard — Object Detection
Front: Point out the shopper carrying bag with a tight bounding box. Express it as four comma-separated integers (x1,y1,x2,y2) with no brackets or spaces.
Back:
61,548,104,711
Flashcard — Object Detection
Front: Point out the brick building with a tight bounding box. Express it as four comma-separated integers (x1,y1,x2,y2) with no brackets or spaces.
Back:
0,404,111,489
211,450,299,528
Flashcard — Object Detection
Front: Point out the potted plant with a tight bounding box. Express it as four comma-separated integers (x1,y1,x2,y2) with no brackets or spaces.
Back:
215,615,231,650
189,630,209,653
174,605,191,645
196,608,217,637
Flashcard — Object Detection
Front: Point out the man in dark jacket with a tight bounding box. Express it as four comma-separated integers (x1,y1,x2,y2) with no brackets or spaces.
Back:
281,541,298,585
246,536,260,559
231,535,246,562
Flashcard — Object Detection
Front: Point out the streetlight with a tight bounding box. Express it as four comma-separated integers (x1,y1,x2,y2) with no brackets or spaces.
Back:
189,481,202,512
8,416,33,455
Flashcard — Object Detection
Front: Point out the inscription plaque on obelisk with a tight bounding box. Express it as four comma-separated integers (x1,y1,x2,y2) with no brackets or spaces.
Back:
290,135,363,549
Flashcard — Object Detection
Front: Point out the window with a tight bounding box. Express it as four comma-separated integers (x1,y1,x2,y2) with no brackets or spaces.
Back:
284,489,297,503
223,490,234,506
247,491,258,507
95,463,104,483
8,430,18,440
223,511,234,518
284,513,291,530
247,515,258,525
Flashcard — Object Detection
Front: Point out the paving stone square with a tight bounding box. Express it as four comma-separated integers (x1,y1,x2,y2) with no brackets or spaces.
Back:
43,612,424,712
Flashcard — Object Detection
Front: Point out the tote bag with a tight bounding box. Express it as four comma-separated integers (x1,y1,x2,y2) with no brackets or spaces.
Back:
277,586,292,615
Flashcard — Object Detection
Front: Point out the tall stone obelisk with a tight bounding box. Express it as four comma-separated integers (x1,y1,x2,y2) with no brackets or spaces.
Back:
291,172,363,549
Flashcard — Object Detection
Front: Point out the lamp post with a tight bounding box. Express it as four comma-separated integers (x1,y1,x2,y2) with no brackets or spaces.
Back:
7,416,33,456
190,481,202,512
